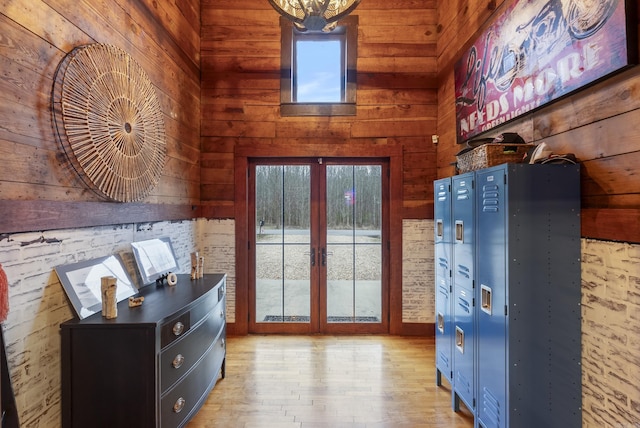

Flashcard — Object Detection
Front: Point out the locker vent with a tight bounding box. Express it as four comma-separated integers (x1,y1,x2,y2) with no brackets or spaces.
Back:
438,284,449,300
481,387,502,427
457,295,471,313
456,185,471,201
438,257,449,270
437,350,450,368
482,184,500,213
456,366,472,394
436,182,449,201
456,264,471,279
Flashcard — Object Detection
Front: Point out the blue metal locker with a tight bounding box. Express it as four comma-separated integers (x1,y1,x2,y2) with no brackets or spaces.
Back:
452,172,475,413
475,166,507,428
475,164,581,428
434,178,453,386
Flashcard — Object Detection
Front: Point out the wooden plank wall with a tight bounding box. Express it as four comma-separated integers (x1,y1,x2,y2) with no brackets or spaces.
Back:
436,0,640,243
0,0,201,233
200,0,439,219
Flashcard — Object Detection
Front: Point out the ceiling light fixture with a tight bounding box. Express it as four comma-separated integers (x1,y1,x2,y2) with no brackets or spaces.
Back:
268,0,361,32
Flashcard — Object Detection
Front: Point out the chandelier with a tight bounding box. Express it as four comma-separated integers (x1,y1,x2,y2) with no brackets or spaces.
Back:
268,0,361,32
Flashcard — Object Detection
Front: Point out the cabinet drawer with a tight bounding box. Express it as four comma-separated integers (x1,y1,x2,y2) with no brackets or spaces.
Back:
160,284,224,349
161,312,191,349
189,286,223,331
160,329,226,428
160,301,225,392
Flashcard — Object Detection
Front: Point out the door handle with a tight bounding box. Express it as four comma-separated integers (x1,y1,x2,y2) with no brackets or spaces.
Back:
304,249,316,266
321,248,334,266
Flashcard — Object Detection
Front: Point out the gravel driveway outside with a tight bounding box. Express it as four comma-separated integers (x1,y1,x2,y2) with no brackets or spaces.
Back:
255,231,382,322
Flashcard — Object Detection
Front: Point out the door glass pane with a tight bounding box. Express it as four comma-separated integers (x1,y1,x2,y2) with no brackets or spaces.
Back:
326,165,382,323
255,165,311,323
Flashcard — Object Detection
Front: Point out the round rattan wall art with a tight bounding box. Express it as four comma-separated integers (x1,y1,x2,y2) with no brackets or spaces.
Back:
52,43,166,202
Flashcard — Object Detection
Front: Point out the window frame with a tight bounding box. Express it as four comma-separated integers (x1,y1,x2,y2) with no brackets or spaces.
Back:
279,16,358,116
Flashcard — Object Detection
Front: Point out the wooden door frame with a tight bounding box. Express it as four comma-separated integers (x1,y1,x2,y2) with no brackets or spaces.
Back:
318,158,390,335
247,158,321,334
234,142,403,335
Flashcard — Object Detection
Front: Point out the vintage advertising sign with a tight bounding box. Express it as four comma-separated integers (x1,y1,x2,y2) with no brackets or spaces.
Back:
454,0,636,144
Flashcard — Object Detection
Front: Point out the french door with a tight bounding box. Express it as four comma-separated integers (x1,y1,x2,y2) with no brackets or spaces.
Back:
249,157,389,334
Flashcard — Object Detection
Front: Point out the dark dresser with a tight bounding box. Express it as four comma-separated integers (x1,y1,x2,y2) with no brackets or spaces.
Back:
61,274,226,428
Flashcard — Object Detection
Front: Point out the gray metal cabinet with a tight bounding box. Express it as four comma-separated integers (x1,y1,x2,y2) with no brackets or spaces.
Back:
475,164,581,428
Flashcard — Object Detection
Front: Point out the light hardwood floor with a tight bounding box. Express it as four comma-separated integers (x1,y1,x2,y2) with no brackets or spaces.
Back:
186,335,474,428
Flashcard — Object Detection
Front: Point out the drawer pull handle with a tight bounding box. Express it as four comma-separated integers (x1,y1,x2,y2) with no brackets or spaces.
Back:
221,338,226,348
172,321,184,336
173,397,186,413
172,354,185,369
220,310,225,318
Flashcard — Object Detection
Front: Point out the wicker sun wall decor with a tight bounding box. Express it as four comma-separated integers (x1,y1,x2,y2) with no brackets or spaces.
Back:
52,43,166,203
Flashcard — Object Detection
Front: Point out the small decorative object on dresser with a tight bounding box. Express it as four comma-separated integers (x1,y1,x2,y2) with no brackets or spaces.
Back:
167,272,178,286
128,296,145,307
191,252,199,280
100,276,118,319
198,256,205,279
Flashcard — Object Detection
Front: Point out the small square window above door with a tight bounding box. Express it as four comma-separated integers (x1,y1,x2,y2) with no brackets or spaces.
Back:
280,16,358,116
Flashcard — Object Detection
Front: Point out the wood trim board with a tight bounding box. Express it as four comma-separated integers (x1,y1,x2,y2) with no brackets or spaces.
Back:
0,200,199,234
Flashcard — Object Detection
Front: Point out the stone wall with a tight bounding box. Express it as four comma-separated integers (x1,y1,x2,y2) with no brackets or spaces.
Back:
198,219,236,323
582,239,640,427
402,219,435,323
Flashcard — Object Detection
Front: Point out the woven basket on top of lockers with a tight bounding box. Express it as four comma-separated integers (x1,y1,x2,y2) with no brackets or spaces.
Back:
456,143,531,173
